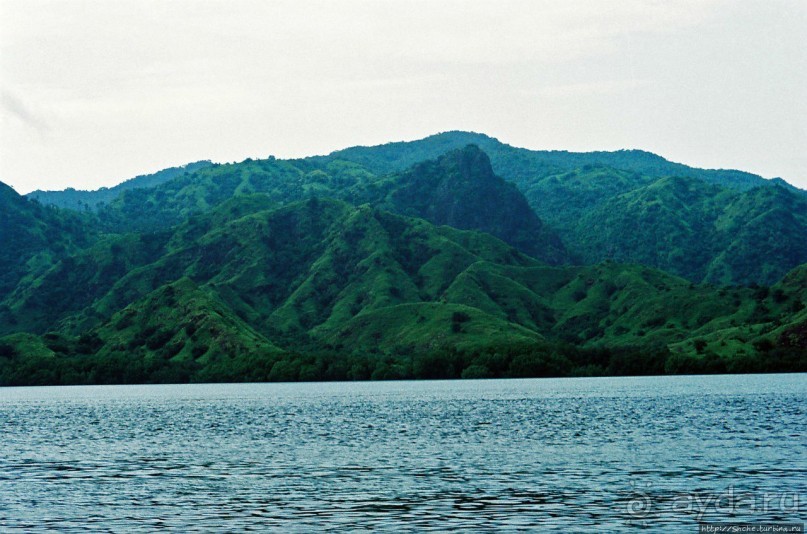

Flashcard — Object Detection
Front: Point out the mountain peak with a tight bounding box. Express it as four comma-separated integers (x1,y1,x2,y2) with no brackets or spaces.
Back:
434,144,496,183
386,146,568,264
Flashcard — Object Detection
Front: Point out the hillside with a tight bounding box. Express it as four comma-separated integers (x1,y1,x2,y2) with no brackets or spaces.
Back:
523,171,807,285
319,133,807,284
379,145,567,263
0,182,95,301
0,197,804,384
91,146,568,265
20,132,806,285
1,132,806,384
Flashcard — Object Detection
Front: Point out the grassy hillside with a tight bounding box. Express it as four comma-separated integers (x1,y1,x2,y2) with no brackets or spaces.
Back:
526,172,807,285
73,134,806,285
1,132,805,385
23,132,806,285
0,182,96,301
320,133,807,285
381,145,567,263
92,146,567,265
1,197,804,384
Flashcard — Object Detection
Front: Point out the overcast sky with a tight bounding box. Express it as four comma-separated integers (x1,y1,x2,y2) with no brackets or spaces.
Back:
1,0,805,193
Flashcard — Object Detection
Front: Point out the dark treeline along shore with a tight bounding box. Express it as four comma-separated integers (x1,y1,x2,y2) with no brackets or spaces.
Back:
2,132,806,385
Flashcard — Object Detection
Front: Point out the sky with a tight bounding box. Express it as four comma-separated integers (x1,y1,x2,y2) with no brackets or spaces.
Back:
1,0,805,194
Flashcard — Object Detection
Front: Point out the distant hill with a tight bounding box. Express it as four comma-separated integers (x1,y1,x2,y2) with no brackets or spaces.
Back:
379,145,567,264
521,170,807,285
318,130,803,193
27,161,213,211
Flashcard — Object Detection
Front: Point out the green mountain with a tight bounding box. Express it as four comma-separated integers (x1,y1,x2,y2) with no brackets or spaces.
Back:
90,146,567,265
1,132,805,384
27,160,212,211
318,133,807,285
379,145,567,263
559,174,807,285
45,132,803,285
0,195,804,384
0,182,95,301
320,131,803,193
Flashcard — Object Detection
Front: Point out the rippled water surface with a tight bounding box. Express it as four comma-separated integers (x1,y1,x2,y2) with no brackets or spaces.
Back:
1,375,805,531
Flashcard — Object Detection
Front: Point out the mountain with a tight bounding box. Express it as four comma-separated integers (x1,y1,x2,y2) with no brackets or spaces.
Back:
2,197,544,341
318,133,807,284
1,196,804,384
1,132,806,385
379,145,567,263
319,130,803,193
45,132,802,285
558,174,807,285
0,198,552,383
27,161,212,211
91,146,568,265
0,182,95,301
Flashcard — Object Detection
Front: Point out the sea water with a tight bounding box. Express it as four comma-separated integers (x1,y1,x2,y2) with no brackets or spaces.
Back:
1,374,805,531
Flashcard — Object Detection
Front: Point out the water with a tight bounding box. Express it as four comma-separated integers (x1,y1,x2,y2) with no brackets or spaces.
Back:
1,375,805,531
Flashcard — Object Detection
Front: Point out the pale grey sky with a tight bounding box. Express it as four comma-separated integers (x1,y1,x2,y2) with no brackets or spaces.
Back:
1,0,805,193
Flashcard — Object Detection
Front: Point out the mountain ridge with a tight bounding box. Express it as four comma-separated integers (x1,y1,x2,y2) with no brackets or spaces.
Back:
71,139,807,285
0,195,805,384
24,131,802,205
5,133,807,286
320,131,803,192
26,160,213,211
1,133,805,384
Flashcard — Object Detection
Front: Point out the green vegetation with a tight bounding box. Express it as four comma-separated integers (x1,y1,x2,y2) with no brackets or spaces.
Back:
319,130,800,193
518,169,807,286
1,194,805,385
381,145,567,263
27,161,212,211
319,132,807,285
88,146,567,265
1,133,805,385
62,132,806,285
0,182,96,301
